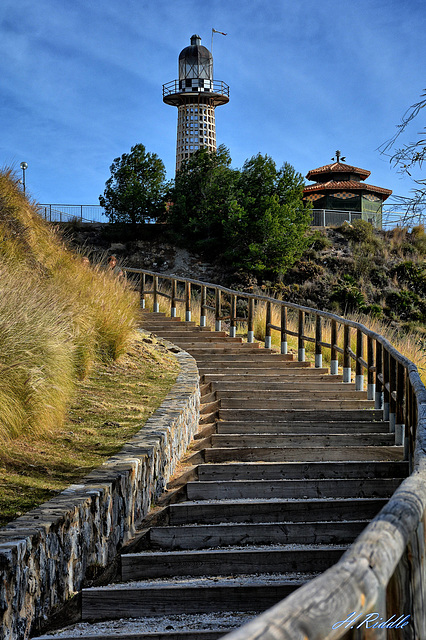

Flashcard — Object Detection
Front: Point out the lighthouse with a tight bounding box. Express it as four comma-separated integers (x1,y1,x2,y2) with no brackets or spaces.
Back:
163,34,229,172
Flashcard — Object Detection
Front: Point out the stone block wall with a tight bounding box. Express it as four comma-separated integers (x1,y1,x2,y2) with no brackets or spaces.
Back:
0,348,200,640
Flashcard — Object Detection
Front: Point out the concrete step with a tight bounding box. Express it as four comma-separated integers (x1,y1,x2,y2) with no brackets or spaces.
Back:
168,497,388,525
216,421,390,434
196,461,408,481
185,478,401,501
122,545,347,578
82,576,308,620
209,433,394,447
202,446,404,462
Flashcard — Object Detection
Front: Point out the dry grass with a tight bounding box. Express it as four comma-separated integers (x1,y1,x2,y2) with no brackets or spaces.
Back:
0,333,179,528
252,299,426,384
0,169,138,440
142,275,425,385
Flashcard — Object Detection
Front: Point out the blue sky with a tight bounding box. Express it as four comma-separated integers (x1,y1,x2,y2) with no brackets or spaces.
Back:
1,0,425,215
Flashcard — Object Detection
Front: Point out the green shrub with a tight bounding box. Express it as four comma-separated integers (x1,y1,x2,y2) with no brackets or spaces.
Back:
339,219,375,243
391,261,426,295
331,275,366,312
386,289,426,321
306,230,332,252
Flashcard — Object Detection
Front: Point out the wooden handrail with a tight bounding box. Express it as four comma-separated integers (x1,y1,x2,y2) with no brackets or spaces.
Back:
125,266,426,638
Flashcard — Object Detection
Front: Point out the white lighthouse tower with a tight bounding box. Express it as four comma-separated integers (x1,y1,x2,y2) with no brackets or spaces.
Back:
163,34,229,172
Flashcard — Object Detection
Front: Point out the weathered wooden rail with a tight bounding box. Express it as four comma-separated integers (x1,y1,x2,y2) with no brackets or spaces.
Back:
124,267,426,640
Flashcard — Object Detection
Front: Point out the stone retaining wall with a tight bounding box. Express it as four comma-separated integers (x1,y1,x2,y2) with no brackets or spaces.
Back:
0,347,200,640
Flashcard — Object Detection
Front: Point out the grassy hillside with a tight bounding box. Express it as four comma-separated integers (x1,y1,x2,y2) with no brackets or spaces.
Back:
0,168,137,440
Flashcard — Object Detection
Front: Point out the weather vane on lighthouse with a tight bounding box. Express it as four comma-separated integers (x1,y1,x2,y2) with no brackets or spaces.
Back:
162,32,229,172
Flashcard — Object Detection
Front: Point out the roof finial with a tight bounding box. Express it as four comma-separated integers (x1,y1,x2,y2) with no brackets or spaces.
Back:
332,150,346,163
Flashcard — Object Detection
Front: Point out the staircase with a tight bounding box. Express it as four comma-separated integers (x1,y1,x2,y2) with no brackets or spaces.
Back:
35,311,407,640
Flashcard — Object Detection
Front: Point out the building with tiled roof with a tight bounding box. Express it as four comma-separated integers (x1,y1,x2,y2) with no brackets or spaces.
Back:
303,151,392,228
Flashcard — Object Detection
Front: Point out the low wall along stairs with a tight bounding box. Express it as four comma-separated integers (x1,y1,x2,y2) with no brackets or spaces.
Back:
11,271,426,639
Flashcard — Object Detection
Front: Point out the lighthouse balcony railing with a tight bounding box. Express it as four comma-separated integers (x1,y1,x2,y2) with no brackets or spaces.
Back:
162,78,229,98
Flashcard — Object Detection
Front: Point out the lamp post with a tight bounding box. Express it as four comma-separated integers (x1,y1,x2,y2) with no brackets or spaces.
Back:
20,162,28,195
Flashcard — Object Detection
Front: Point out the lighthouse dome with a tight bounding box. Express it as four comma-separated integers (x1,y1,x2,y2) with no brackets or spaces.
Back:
178,34,213,80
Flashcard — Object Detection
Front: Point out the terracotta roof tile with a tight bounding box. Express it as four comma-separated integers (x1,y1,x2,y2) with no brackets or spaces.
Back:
306,162,370,180
303,180,392,199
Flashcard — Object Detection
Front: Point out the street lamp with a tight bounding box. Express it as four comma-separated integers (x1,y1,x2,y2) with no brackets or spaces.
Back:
20,162,28,195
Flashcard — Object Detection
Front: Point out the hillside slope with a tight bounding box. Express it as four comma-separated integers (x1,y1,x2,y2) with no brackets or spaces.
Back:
67,220,426,336
0,169,137,439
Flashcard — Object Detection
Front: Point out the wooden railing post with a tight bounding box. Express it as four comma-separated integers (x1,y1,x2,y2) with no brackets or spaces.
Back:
343,324,351,382
171,278,177,317
185,282,191,321
140,273,146,309
355,329,363,391
247,298,254,343
200,285,207,327
330,319,338,374
265,301,272,349
230,294,237,338
298,310,305,362
375,341,383,409
215,289,221,332
395,361,406,448
315,315,322,368
383,348,390,421
280,306,288,354
389,354,397,433
367,335,375,400
153,275,159,313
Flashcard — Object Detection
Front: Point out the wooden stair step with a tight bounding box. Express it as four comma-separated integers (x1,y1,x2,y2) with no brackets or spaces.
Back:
34,613,257,640
122,545,347,578
210,433,394,447
203,371,341,381
185,478,401,500
82,577,308,619
34,630,227,640
152,333,236,339
196,357,304,365
216,421,390,434
168,497,388,525
211,381,354,391
217,389,367,399
183,352,294,358
196,461,408,481
218,409,383,421
203,446,404,462
219,399,373,410
199,366,312,375
181,346,268,354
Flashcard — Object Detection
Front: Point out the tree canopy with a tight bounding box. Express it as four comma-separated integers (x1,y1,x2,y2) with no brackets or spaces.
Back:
99,143,166,225
168,147,311,277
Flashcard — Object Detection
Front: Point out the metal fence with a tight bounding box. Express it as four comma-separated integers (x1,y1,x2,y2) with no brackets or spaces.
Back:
38,204,416,230
39,204,107,223
311,209,363,227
